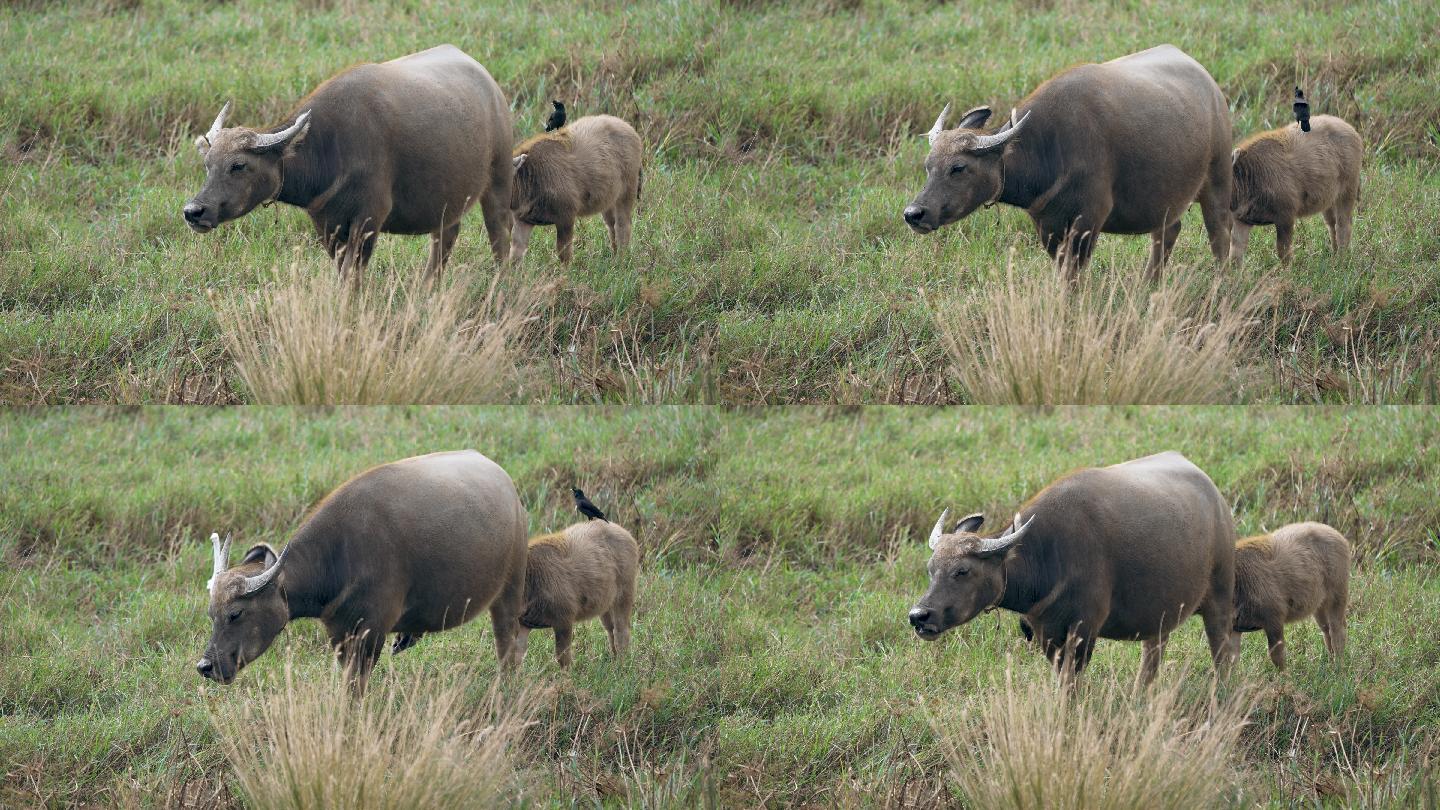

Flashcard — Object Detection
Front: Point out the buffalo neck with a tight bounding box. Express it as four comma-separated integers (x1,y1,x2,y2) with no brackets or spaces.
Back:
278,522,342,620
996,551,1043,614
276,131,337,210
995,134,1054,212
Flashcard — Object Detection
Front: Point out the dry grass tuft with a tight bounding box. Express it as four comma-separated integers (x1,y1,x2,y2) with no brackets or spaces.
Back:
936,668,1252,810
212,258,549,404
933,258,1266,404
209,663,533,810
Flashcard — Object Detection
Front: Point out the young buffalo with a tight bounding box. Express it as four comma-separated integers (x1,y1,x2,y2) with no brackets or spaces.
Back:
1231,522,1350,669
509,114,642,264
1230,115,1362,264
516,520,639,668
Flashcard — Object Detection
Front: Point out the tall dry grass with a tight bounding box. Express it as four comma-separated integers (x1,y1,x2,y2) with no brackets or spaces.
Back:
213,258,548,404
209,663,533,810
935,668,1252,810
933,258,1266,404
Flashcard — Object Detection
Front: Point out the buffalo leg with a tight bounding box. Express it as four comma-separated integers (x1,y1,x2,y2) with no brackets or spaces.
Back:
1140,633,1169,684
1198,164,1233,265
1264,622,1286,670
426,222,460,283
480,171,512,266
391,632,424,655
1146,220,1183,281
1274,218,1296,264
509,221,534,265
332,626,388,694
555,218,576,264
1230,222,1252,266
1199,594,1236,676
513,626,531,665
554,623,574,668
338,214,383,289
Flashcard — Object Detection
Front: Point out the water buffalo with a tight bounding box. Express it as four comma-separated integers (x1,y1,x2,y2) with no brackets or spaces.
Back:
1231,522,1350,669
183,45,514,283
516,520,639,668
1230,115,1362,265
903,45,1233,279
509,114,643,264
196,450,528,689
908,451,1237,681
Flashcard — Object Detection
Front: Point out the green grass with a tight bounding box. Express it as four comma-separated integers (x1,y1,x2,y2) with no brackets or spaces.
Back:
2,407,1438,805
3,0,1439,403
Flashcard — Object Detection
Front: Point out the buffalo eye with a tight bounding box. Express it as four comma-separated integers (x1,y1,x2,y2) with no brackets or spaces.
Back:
949,164,966,175
953,565,970,578
228,609,243,622
229,161,247,174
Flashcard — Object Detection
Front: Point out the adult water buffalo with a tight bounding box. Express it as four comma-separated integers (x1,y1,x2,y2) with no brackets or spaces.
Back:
196,450,528,689
183,45,513,282
908,452,1237,681
903,45,1233,279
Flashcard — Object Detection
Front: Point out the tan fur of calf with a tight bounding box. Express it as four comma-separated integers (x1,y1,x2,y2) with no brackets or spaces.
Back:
517,520,639,668
509,115,642,264
1230,115,1362,265
1230,522,1350,669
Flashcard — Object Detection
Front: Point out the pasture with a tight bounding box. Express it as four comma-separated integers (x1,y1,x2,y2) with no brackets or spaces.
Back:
2,407,1437,806
3,0,1439,404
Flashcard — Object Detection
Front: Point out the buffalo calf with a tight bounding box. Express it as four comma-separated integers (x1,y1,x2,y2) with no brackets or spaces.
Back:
517,520,639,668
1231,522,1350,669
1230,115,1362,265
510,114,642,264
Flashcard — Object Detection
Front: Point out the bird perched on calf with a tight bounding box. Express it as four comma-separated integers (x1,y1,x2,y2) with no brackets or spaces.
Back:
573,487,607,521
545,100,567,132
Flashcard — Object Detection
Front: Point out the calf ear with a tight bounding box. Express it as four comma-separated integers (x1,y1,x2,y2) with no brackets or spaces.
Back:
956,106,992,130
513,153,528,171
239,543,278,569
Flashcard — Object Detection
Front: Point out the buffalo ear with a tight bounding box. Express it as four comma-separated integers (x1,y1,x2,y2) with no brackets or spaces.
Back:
953,513,985,534
956,106,993,130
513,153,528,171
194,135,210,156
239,543,278,569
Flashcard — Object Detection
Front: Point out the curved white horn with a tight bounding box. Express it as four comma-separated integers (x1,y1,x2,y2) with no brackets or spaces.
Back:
927,103,951,146
979,512,1035,554
241,544,289,595
207,532,232,594
251,110,311,150
928,508,950,549
972,108,1030,152
205,102,231,145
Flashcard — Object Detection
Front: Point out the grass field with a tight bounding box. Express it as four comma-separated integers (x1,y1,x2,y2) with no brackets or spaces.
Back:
2,407,1437,806
3,0,1439,403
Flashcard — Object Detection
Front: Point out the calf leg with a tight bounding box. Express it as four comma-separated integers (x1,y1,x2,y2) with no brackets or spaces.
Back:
509,221,534,265
1317,599,1347,658
1264,622,1287,670
555,218,576,264
612,199,636,253
554,623,575,668
426,222,461,283
1323,208,1340,252
602,209,620,254
1274,217,1296,264
1230,222,1252,266
1334,198,1356,252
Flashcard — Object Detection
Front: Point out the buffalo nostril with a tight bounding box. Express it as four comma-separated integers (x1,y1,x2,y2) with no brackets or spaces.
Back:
183,202,205,222
903,206,925,224
908,608,931,627
196,658,214,678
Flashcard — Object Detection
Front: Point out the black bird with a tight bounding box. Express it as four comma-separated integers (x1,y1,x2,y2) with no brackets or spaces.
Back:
572,487,606,521
544,100,567,132
1293,86,1311,132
